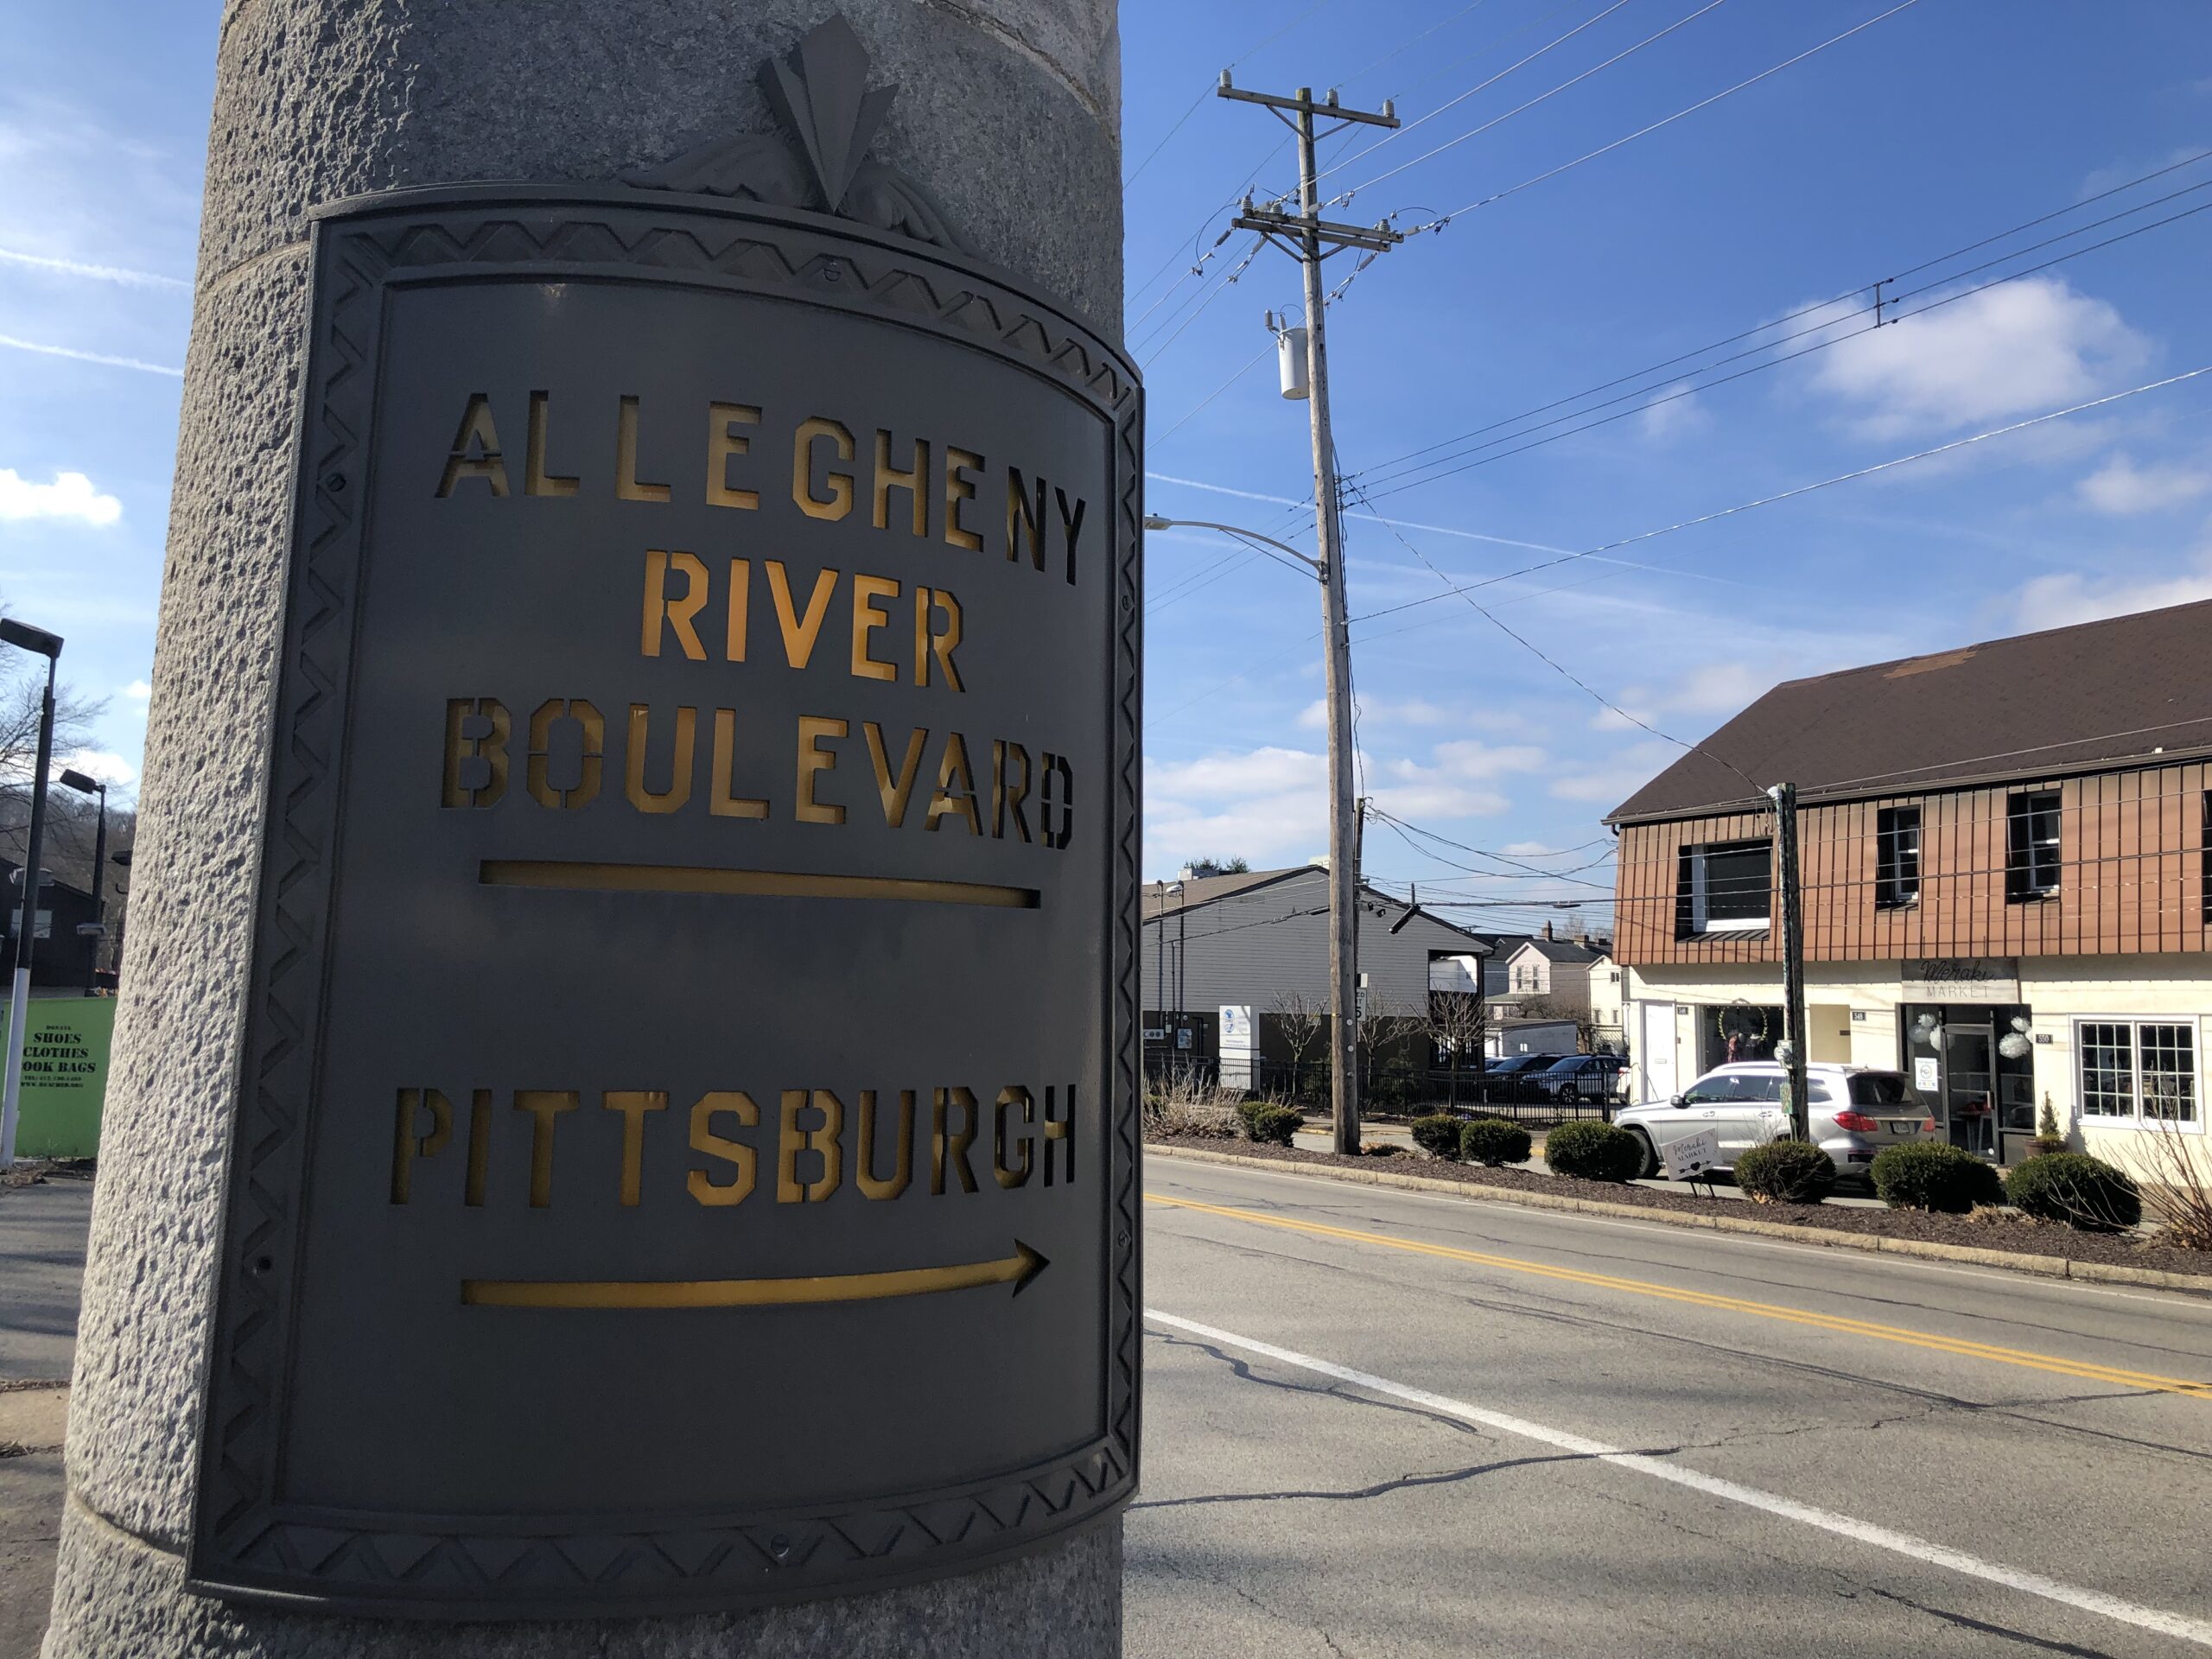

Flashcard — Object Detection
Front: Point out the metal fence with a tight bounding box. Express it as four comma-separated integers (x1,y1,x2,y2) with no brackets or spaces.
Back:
1141,1054,1618,1124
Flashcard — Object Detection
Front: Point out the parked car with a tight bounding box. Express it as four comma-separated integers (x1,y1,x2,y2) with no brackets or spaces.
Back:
1533,1053,1627,1104
1612,1063,1935,1183
1485,1052,1562,1077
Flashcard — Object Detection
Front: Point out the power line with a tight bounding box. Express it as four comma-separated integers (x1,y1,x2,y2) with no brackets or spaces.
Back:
1356,186,2212,499
1349,364,2212,629
1353,149,2212,486
1326,0,1732,207
1409,0,1921,225
1124,0,1348,188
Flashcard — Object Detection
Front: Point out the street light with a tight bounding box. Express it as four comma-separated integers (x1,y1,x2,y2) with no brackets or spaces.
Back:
0,617,63,1169
58,768,108,996
1141,513,1365,1150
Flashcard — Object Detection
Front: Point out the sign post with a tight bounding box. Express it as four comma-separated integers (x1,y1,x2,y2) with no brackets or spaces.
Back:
46,9,1131,1656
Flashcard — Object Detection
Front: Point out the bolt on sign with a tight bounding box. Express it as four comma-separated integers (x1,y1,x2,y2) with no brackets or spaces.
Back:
188,21,1141,1618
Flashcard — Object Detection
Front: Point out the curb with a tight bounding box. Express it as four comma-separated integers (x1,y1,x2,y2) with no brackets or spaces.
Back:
1144,1142,2212,1297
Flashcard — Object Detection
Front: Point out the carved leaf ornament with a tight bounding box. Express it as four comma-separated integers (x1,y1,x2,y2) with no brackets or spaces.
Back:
625,15,970,253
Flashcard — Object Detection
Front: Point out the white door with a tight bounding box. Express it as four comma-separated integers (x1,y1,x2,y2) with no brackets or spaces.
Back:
1638,1001,1676,1104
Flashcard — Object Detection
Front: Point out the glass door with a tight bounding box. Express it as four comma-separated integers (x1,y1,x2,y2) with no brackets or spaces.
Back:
1943,1023,1996,1158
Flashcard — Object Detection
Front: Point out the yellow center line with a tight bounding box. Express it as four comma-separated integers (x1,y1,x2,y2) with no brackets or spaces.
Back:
1145,1192,2212,1402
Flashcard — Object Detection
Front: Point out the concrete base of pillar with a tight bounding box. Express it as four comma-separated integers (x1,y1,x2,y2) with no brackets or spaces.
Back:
44,1500,1121,1658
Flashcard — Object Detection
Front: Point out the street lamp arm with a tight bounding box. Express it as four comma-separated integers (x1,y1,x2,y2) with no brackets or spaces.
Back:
1142,515,1325,576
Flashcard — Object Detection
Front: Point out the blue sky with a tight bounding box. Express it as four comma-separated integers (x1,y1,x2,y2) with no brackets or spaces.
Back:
4,2,2210,934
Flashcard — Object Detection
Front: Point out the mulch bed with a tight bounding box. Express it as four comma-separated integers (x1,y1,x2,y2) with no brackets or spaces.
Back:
1147,1134,2212,1281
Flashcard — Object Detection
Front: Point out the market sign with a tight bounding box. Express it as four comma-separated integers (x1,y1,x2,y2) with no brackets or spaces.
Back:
188,49,1139,1616
0,997,114,1159
1902,957,2020,1003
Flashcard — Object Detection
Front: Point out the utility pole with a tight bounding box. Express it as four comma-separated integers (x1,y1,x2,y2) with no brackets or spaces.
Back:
1769,782,1810,1140
1222,74,1402,1155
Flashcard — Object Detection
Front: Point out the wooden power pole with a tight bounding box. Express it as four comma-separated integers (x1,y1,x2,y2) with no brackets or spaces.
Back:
1221,76,1402,1154
1770,782,1811,1140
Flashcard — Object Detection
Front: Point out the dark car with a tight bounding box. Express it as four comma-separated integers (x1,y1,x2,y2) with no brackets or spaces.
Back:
1535,1053,1628,1104
1486,1052,1562,1077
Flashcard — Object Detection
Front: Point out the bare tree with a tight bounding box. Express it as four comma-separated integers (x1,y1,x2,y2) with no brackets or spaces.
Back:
2134,1105,2212,1252
1422,989,1490,1109
1514,993,1601,1054
0,655,104,785
1358,995,1427,1113
1268,987,1325,1101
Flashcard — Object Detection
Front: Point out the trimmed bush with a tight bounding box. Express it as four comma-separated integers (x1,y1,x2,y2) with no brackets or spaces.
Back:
1543,1120,1642,1183
1234,1098,1274,1140
1246,1104,1302,1147
1411,1113,1465,1158
1733,1139,1837,1205
1459,1117,1532,1167
2005,1153,2141,1232
1870,1142,2004,1213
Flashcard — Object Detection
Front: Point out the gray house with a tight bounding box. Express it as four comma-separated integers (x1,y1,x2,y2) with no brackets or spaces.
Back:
1141,862,1497,1089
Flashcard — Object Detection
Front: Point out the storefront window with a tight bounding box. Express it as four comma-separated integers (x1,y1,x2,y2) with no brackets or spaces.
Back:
2079,1020,2199,1125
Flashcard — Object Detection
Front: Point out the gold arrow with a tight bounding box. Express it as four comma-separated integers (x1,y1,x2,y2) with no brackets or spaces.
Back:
461,1241,1048,1310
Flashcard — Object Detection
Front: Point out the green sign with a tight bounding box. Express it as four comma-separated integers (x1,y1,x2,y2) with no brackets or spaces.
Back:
3,997,116,1159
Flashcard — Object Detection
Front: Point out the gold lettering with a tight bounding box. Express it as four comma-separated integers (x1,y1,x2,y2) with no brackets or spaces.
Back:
467,1089,492,1206
525,698,605,809
615,394,672,503
688,1091,759,1206
709,709,770,819
1056,486,1087,586
726,557,750,662
681,1092,760,1211
932,1086,980,1194
524,391,578,497
856,1090,914,1200
874,429,928,535
929,588,964,692
993,1085,1034,1189
863,722,928,828
850,573,899,683
640,550,711,660
995,739,1032,842
925,731,982,836
435,393,508,497
1040,752,1074,849
1042,1084,1074,1185
513,1090,579,1208
707,402,762,510
793,416,855,520
1007,468,1047,569
777,1089,844,1203
442,698,510,808
944,446,984,550
603,1090,667,1206
796,715,849,824
766,561,838,668
390,1088,453,1204
626,703,697,813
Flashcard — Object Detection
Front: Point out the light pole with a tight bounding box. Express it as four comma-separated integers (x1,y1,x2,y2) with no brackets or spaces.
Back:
58,768,108,995
1144,513,1363,1146
1,616,64,1169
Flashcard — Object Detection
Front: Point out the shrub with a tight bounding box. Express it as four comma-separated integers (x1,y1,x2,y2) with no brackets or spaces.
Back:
1459,1117,1532,1167
1410,1113,1464,1158
1733,1139,1836,1205
1543,1120,1642,1183
2005,1153,2141,1232
1870,1142,2004,1213
1246,1105,1302,1147
1234,1097,1270,1139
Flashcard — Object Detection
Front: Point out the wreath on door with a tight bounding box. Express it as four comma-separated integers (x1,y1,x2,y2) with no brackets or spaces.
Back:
1715,1000,1769,1063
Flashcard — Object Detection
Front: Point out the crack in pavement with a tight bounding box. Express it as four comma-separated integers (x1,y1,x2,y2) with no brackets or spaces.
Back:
1135,1551,1351,1657
1130,1450,1593,1511
1861,1586,2124,1658
1147,1328,1484,1440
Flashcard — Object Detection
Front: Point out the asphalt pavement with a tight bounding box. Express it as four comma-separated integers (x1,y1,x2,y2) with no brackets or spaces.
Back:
1132,1154,2212,1658
0,1177,89,1659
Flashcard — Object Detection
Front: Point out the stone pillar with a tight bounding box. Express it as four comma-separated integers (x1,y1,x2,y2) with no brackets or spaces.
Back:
45,3,1124,1655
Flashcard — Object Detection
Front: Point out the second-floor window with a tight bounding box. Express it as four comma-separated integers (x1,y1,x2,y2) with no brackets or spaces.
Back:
1680,839,1770,934
2006,790,2061,901
1875,805,1921,908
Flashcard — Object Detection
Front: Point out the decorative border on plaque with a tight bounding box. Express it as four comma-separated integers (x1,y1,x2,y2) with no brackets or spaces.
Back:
188,185,1141,1616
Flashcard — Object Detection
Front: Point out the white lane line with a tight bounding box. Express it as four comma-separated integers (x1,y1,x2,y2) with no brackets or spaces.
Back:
1147,1307,2212,1649
1151,1156,2212,1315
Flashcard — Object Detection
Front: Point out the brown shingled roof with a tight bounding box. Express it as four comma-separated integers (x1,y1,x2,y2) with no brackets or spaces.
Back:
1608,596,2212,823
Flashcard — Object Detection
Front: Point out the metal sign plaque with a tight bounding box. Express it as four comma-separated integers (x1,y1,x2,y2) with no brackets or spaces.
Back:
188,185,1141,1618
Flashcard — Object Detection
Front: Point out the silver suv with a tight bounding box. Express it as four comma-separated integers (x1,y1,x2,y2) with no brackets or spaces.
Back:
1612,1062,1934,1183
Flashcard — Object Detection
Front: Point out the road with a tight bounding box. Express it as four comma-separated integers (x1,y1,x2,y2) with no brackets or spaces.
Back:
1131,1154,2212,1659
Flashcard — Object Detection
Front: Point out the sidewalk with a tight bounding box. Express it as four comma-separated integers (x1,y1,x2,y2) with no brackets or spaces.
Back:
0,1175,91,1659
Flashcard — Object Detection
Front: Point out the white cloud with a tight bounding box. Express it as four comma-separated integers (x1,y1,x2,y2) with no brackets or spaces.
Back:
1638,384,1710,443
57,749,137,788
0,247,185,288
2076,454,2212,515
0,467,122,525
1548,741,1680,805
1807,276,2149,441
122,678,152,702
1297,694,1457,732
2010,545,2212,633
